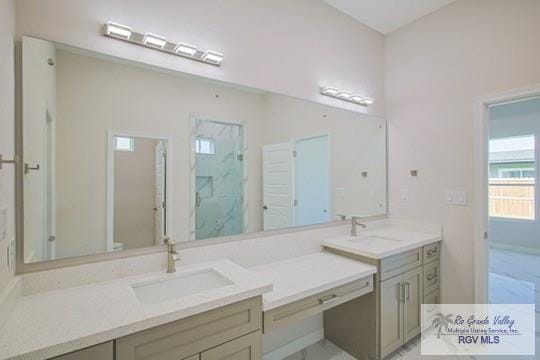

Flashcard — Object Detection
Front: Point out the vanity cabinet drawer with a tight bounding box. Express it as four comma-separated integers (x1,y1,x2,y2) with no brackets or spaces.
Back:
423,243,440,264
51,342,113,360
200,330,261,360
116,297,261,360
263,276,373,332
423,289,441,329
380,249,422,281
423,261,440,295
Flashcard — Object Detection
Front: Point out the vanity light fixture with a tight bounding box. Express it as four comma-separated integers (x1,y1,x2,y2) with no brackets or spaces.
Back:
175,42,198,56
202,50,224,65
143,33,167,49
320,86,340,96
320,86,374,106
336,91,351,100
105,21,132,39
103,21,224,66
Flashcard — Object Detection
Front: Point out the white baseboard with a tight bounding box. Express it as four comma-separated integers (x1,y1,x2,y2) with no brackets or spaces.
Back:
490,242,540,256
263,329,324,360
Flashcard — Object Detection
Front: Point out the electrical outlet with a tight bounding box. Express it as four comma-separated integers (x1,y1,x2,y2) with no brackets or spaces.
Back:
400,189,409,202
446,190,467,206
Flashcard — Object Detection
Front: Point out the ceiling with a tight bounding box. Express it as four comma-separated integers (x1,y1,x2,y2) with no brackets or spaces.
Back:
322,0,456,34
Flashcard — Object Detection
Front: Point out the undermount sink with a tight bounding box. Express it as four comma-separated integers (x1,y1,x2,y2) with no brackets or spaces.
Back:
132,269,234,304
347,235,402,246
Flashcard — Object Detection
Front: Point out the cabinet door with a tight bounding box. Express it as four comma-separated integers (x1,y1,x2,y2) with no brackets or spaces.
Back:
201,331,261,360
403,267,423,343
380,276,404,358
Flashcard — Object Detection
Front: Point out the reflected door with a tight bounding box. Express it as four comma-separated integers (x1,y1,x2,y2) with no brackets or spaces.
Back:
294,135,330,226
194,119,245,240
262,143,293,230
154,141,167,244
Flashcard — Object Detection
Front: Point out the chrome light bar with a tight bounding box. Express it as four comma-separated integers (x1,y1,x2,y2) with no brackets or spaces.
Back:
320,86,374,106
104,21,223,66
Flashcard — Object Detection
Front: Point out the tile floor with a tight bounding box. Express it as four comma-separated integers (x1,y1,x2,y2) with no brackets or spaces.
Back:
284,247,539,360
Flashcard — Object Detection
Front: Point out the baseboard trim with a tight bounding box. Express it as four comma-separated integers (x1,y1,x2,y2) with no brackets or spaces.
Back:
263,329,324,360
490,242,540,256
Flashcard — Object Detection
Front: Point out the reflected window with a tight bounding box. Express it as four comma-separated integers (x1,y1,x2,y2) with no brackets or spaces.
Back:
489,135,535,220
196,137,215,155
114,136,134,152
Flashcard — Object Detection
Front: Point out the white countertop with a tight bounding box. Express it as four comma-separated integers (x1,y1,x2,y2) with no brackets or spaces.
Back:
0,259,272,360
250,252,377,311
322,220,442,259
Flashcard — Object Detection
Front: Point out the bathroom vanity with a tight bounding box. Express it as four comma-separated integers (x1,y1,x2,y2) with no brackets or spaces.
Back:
322,220,442,359
0,219,441,360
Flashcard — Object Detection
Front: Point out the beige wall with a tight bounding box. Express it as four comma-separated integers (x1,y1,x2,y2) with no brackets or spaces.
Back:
55,49,265,257
262,94,387,217
15,0,385,117
114,137,158,250
0,0,16,289
386,0,540,303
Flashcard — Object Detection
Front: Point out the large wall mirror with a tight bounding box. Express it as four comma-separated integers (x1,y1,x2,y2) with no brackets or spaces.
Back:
21,36,387,264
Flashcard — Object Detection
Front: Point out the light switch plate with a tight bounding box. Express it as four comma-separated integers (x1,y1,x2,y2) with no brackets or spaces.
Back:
446,190,467,206
335,187,345,199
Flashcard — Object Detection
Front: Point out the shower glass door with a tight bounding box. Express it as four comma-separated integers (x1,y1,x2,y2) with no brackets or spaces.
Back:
193,119,245,240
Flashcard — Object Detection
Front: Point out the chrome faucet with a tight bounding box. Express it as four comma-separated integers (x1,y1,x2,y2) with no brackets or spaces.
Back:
164,237,179,273
351,216,367,237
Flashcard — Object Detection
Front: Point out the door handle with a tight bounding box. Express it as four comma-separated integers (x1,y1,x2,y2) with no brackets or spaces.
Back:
195,192,201,207
24,163,40,174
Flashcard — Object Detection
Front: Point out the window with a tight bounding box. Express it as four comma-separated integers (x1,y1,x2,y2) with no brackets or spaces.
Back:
195,137,215,155
489,135,535,220
114,136,134,151
498,168,535,179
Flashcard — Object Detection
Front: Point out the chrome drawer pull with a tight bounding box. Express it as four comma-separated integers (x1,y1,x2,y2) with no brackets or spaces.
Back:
319,294,339,305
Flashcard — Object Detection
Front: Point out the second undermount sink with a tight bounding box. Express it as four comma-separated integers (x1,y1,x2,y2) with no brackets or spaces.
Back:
347,235,402,246
132,269,234,304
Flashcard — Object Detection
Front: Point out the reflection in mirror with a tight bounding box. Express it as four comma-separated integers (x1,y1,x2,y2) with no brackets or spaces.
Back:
22,36,387,264
109,134,170,252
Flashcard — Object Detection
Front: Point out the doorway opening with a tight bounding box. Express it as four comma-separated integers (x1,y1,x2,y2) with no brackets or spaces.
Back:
293,134,331,226
487,99,540,311
106,131,170,252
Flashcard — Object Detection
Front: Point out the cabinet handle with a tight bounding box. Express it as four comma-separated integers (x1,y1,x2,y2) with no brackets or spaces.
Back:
427,274,437,281
398,283,405,303
405,282,410,302
319,294,339,305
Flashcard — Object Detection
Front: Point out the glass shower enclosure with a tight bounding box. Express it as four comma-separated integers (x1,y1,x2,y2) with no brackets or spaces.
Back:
192,118,245,240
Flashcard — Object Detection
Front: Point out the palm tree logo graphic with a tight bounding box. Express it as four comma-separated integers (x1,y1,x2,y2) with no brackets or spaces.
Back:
432,313,453,339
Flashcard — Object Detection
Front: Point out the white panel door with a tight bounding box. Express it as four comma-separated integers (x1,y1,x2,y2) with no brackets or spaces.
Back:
294,135,330,226
262,143,293,230
154,141,166,245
